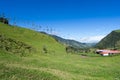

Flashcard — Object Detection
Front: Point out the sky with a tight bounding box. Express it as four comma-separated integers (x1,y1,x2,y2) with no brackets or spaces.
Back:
0,0,120,43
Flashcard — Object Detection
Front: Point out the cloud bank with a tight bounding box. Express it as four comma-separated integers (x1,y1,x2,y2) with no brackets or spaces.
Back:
79,35,105,43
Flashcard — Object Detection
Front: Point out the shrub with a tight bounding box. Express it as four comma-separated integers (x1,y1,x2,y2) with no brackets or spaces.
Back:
0,17,9,24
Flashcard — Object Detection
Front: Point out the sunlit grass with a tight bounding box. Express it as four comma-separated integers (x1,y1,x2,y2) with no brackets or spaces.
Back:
0,51,120,80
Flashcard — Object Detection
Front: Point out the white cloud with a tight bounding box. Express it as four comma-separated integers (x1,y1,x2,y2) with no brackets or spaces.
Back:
79,35,106,43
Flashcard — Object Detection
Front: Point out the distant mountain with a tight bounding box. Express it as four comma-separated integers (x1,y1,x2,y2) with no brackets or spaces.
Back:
96,30,120,49
51,35,96,48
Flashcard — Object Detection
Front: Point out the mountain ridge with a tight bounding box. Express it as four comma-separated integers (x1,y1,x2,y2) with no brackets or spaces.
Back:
51,34,96,48
96,29,120,49
39,31,96,48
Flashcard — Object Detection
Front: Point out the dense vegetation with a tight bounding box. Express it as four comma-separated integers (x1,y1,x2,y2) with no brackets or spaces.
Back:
0,34,34,56
96,30,120,49
0,22,120,80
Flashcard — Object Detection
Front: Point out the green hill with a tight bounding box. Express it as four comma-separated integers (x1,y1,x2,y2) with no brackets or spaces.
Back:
0,22,65,55
96,30,120,49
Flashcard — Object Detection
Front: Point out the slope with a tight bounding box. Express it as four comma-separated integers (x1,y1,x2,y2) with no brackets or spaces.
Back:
96,30,120,49
0,22,65,55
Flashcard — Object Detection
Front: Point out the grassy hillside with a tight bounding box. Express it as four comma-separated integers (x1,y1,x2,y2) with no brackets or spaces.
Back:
96,30,120,49
0,23,120,80
0,22,65,55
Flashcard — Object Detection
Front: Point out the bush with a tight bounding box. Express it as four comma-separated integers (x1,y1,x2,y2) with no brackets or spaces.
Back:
0,34,35,56
43,46,48,53
0,17,9,24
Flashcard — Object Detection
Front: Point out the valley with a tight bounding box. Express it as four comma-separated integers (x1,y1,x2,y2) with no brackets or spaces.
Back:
0,22,120,80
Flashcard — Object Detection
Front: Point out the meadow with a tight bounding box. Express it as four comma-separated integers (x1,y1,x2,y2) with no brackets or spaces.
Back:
0,51,120,80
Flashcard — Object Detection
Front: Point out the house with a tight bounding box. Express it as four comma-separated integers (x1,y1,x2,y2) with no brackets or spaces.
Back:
96,49,120,56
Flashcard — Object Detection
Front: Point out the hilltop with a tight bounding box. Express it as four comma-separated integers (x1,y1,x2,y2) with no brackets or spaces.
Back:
96,30,120,49
0,22,65,55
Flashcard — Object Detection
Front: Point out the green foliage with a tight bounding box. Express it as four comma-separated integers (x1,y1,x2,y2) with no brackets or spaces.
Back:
43,45,48,53
0,34,35,56
115,40,120,49
66,46,91,54
96,30,120,49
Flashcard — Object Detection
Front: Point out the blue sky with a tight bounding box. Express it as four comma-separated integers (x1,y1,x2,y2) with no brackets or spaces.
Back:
0,0,120,43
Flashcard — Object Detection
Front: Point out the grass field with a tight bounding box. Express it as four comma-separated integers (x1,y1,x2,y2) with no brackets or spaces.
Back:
0,51,120,80
0,22,120,80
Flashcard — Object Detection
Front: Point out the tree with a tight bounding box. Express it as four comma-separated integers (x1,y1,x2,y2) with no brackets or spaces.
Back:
115,40,120,49
0,13,9,24
0,17,9,24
